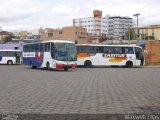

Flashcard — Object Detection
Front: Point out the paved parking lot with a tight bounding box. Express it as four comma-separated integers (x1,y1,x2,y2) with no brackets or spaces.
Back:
0,65,160,118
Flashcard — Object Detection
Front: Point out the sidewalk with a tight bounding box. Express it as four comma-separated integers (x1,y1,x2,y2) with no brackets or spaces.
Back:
143,64,160,68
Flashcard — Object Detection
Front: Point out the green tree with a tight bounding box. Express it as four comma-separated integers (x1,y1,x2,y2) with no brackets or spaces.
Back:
148,36,155,39
126,29,136,40
3,35,15,43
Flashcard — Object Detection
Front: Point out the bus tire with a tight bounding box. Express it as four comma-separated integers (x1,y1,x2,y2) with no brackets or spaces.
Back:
126,61,133,68
84,60,92,68
64,67,68,71
46,62,51,70
30,61,36,69
7,60,13,65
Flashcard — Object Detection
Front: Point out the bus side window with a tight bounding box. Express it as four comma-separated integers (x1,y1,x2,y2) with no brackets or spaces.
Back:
0,51,3,56
86,46,91,53
97,47,104,53
128,47,134,54
114,47,122,54
123,47,134,54
91,47,97,53
35,44,39,52
51,43,55,58
108,47,114,54
125,48,128,54
45,43,50,51
103,46,109,53
40,44,43,51
76,46,81,53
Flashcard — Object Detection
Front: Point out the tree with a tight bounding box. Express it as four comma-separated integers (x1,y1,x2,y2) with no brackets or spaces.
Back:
148,36,155,40
3,35,15,43
126,29,136,40
99,36,108,42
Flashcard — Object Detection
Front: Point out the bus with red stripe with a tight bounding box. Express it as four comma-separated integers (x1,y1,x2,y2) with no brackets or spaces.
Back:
23,40,77,71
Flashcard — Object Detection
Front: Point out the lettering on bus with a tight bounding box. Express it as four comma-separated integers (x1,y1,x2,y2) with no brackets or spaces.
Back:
102,54,127,58
23,53,35,58
103,54,127,62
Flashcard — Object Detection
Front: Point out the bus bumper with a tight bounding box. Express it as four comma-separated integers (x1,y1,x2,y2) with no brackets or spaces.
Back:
56,63,77,69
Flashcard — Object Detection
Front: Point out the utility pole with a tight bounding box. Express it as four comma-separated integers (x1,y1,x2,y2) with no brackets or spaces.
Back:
133,13,140,42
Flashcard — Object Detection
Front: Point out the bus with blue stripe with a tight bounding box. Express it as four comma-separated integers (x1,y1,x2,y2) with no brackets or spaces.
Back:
23,40,77,71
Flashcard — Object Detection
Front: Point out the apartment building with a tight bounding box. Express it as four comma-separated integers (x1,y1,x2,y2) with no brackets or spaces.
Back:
73,10,108,37
108,16,133,40
40,26,89,44
73,10,133,41
139,25,160,40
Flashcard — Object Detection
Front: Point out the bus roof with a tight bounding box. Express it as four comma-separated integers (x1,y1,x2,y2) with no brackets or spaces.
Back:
24,40,74,45
76,44,140,47
0,49,21,52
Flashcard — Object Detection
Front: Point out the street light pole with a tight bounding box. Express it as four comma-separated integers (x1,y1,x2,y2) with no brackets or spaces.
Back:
133,13,140,42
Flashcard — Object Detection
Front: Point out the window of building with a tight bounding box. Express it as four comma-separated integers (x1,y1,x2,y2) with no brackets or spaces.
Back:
48,33,53,37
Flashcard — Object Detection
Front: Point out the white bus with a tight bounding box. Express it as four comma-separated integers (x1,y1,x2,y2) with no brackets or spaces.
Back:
0,49,22,65
76,44,144,67
23,40,77,71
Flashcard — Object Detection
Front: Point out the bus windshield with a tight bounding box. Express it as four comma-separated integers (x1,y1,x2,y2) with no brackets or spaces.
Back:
52,43,77,61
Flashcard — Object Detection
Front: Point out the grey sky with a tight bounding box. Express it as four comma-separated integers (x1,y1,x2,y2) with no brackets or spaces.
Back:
0,0,160,31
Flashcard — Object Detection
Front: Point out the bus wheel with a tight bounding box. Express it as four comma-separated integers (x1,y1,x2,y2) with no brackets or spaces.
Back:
84,60,92,68
30,61,36,69
46,62,51,70
64,67,68,71
126,61,133,68
7,60,13,65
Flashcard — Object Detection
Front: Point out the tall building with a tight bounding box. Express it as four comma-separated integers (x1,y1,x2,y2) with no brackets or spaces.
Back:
108,16,133,40
73,10,108,37
73,10,133,41
40,26,89,44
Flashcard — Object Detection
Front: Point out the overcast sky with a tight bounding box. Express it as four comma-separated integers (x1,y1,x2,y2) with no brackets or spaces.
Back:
0,0,160,32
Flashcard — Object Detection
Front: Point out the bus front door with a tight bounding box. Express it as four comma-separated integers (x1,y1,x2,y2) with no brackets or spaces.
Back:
15,52,21,64
135,47,144,66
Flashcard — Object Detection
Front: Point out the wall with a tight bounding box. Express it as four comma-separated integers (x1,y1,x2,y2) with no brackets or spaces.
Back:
145,41,160,64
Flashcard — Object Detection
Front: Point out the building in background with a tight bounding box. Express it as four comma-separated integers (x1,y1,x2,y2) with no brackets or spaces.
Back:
0,31,13,44
19,31,28,37
139,25,160,40
73,10,108,37
40,26,89,44
73,10,133,42
108,16,133,40
73,10,108,43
